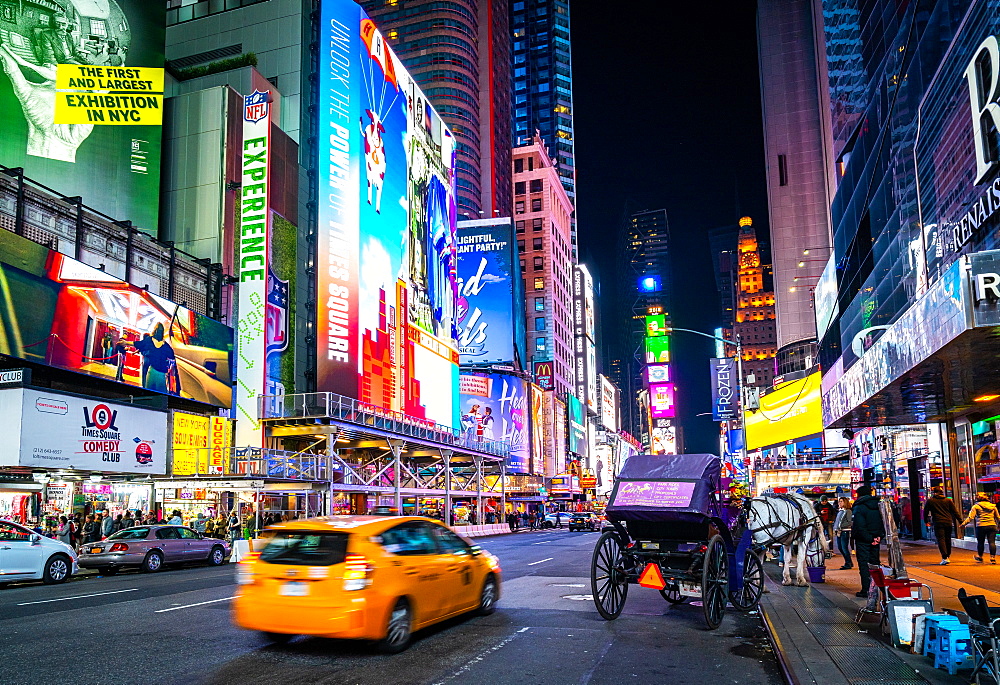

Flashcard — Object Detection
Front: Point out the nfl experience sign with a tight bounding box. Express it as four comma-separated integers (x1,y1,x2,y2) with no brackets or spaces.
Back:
235,89,271,447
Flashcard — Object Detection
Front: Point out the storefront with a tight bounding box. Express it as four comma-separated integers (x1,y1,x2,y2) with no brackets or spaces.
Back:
0,474,43,525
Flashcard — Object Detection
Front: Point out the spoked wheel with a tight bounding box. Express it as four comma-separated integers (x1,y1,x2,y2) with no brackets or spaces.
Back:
591,531,629,620
659,583,685,604
701,535,729,630
730,549,764,611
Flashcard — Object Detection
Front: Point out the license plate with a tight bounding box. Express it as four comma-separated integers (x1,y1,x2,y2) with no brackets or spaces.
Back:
640,542,660,550
279,581,309,597
90,547,102,554
679,582,702,598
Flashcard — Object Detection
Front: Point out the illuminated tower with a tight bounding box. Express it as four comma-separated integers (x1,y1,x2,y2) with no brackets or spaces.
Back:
734,217,777,389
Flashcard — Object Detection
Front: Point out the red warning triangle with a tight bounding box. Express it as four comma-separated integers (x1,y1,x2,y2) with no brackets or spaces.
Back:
638,562,667,590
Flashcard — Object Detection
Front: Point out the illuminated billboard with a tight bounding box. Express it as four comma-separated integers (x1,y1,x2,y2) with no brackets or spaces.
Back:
568,394,587,458
645,315,668,337
0,229,232,407
0,1,165,231
745,371,823,450
646,364,670,384
456,219,525,364
645,336,670,364
599,375,618,432
650,383,676,419
317,1,459,427
459,374,528,473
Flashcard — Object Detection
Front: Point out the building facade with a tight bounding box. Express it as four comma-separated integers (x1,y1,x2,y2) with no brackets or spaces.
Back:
513,136,574,398
510,0,576,239
734,217,777,391
361,0,513,220
757,0,835,375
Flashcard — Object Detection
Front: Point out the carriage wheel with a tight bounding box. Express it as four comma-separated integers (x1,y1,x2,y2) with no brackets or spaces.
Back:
730,550,764,611
701,535,729,630
660,584,685,604
591,531,629,620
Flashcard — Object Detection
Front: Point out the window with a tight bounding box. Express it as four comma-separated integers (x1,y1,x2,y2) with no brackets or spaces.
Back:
515,220,525,233
532,218,543,231
258,531,350,566
177,528,199,539
533,237,543,250
108,527,151,540
536,337,546,351
531,198,542,212
515,201,525,214
778,154,788,186
535,297,545,311
517,240,525,252
430,525,470,554
156,528,180,540
520,259,525,272
530,179,543,192
379,522,437,555
533,256,543,271
0,522,31,541
528,157,534,171
534,277,544,290
515,181,526,195
514,158,524,173
535,317,546,331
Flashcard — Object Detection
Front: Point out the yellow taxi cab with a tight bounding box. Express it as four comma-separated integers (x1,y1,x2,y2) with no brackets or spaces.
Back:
232,515,501,652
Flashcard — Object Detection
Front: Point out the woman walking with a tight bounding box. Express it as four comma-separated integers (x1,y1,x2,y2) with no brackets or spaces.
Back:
833,497,854,569
961,494,1000,563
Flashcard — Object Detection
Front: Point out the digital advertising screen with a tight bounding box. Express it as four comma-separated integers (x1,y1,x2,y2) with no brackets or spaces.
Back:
456,218,523,364
0,229,233,408
646,364,670,384
0,0,166,231
645,315,668,337
459,373,528,473
599,374,617,432
317,0,459,428
568,393,587,458
649,383,675,419
745,371,823,450
645,336,670,364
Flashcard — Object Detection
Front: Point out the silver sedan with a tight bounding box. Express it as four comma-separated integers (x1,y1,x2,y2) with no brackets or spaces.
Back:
79,525,231,574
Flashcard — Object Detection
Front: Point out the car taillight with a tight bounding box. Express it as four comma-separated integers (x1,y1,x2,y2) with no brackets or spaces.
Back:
236,563,256,586
343,554,374,591
109,543,129,552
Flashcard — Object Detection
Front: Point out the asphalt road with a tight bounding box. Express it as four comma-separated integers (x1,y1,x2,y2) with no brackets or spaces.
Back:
0,529,784,685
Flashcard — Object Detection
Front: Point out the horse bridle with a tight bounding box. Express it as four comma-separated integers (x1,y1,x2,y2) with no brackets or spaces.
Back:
746,495,817,537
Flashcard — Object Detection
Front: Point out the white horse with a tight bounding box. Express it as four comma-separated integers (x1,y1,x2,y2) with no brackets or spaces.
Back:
747,493,829,587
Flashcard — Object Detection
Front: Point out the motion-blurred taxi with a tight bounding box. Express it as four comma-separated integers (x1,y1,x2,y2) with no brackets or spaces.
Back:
233,516,501,652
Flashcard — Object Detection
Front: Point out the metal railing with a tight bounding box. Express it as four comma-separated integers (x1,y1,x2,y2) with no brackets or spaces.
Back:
753,451,850,471
258,391,512,459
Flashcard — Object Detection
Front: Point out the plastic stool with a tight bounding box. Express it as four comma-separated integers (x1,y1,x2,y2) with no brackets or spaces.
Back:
923,614,961,657
930,623,972,675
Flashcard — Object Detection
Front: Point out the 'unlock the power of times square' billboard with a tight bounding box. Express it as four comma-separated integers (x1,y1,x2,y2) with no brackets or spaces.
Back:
317,0,460,428
0,1,165,231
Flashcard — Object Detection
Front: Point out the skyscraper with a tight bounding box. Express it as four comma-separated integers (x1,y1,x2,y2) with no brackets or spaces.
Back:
734,217,777,391
513,136,575,398
360,0,513,220
510,0,576,253
756,0,835,375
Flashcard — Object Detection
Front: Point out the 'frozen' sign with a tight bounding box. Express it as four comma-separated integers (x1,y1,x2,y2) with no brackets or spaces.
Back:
612,481,696,508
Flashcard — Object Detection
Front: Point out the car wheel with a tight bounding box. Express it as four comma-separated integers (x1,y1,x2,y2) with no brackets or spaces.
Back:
376,599,412,654
262,632,294,645
42,555,70,584
476,574,498,616
142,550,164,573
208,545,226,566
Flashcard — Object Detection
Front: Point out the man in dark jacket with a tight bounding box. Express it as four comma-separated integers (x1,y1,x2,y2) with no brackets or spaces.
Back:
852,485,885,598
923,486,963,564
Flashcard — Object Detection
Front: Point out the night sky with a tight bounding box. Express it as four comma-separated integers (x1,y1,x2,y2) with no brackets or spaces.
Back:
571,1,768,453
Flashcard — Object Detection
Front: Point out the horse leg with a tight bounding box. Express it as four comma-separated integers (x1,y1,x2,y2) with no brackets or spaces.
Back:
781,542,794,585
795,536,809,586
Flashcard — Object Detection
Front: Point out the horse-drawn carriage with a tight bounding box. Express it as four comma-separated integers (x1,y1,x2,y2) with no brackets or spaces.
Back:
591,454,765,629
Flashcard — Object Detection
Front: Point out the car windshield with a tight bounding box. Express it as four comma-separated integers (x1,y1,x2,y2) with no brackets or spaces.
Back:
107,527,150,540
260,532,349,566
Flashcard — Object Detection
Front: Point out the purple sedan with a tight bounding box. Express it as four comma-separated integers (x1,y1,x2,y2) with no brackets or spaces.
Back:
79,525,231,574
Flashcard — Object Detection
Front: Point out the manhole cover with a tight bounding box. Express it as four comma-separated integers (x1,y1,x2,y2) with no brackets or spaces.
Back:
563,594,593,601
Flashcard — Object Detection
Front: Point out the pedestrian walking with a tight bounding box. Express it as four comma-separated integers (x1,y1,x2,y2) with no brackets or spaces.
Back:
923,486,963,564
961,494,1000,563
555,511,563,529
528,512,537,530
55,516,73,547
833,497,854,569
229,510,241,542
851,485,885,598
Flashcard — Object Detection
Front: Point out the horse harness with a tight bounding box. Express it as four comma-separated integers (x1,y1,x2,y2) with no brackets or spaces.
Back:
747,494,819,542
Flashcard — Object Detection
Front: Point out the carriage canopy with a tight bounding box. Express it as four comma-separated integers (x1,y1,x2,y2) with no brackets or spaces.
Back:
605,454,721,523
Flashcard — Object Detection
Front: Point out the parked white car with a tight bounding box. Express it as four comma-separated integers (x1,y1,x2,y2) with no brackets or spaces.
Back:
0,519,78,584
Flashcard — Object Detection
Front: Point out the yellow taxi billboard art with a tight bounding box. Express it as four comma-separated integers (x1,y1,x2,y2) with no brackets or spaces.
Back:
745,371,823,451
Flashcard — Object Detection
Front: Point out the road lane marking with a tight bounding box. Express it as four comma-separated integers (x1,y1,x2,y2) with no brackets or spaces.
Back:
531,541,552,545
154,596,236,613
431,627,531,684
17,588,139,606
527,557,553,566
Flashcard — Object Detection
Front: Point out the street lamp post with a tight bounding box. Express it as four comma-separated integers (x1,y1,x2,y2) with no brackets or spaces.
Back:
665,327,750,491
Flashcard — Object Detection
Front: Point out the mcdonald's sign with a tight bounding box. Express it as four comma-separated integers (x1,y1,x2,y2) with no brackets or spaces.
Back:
533,361,554,390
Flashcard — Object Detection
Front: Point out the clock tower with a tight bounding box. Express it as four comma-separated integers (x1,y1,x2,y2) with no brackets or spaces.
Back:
734,217,777,389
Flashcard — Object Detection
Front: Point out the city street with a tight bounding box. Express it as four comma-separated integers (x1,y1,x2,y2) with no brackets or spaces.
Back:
0,529,782,685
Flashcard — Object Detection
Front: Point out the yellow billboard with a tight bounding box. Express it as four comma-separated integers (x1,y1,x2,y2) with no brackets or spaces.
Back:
172,411,232,476
745,371,823,450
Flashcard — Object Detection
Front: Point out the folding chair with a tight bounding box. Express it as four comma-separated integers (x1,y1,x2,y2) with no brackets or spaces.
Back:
857,565,934,634
959,588,1000,684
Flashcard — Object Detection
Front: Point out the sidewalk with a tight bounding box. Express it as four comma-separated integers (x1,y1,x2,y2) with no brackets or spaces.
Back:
758,541,1000,685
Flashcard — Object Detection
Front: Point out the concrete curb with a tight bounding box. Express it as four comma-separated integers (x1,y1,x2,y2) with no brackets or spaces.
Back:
759,595,802,685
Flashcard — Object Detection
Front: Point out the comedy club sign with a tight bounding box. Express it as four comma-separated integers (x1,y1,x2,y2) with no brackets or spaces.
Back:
0,388,168,474
235,89,272,447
